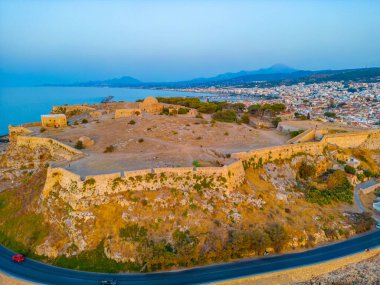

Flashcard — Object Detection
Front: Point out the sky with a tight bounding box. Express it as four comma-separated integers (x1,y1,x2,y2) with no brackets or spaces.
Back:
0,0,380,85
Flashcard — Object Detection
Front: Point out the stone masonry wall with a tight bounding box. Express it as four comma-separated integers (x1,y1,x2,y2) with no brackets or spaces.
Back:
42,163,245,210
16,136,83,161
40,129,378,206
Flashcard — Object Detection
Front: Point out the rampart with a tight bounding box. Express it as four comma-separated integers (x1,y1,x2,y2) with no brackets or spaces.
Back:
52,105,95,114
42,162,246,209
233,130,380,169
321,130,380,149
8,125,33,141
40,129,379,207
16,136,83,161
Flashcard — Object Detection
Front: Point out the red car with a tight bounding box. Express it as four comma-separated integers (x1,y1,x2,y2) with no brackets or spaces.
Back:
12,254,25,263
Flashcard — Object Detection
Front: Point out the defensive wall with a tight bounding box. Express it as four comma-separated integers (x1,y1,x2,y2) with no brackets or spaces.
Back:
321,130,380,149
42,161,246,209
52,104,95,114
15,135,84,161
233,130,380,169
34,129,380,204
8,125,33,141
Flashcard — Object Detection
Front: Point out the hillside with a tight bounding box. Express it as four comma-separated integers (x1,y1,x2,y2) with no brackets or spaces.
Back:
0,128,379,272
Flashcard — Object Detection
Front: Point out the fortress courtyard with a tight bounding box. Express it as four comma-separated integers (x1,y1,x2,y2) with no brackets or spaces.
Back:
30,106,289,176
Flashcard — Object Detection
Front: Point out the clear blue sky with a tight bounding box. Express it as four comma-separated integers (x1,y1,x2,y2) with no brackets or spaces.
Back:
0,0,379,85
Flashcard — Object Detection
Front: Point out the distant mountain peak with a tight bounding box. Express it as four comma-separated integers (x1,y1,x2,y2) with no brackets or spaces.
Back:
255,64,298,74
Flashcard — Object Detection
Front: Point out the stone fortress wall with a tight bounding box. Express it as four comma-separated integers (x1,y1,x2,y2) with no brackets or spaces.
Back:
233,130,380,168
42,162,246,209
40,129,380,202
15,135,84,161
52,104,95,114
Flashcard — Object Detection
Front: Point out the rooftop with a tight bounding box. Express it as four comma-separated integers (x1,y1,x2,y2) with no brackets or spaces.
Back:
41,114,66,118
358,179,380,189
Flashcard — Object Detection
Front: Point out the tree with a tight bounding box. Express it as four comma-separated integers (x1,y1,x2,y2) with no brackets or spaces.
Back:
344,165,356,175
324,112,336,118
248,104,261,115
272,117,282,127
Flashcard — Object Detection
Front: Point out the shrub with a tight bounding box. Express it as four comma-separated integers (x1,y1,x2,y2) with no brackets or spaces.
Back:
178,107,190,115
81,119,88,124
40,127,46,133
212,110,237,123
351,212,374,233
128,120,136,125
75,140,84,149
119,223,147,242
266,223,288,253
240,113,250,124
192,160,201,167
138,138,144,143
103,145,115,153
272,116,282,127
344,165,356,175
298,161,316,180
305,170,353,205
289,130,304,138
324,112,336,118
250,229,271,255
160,107,170,115
195,114,203,119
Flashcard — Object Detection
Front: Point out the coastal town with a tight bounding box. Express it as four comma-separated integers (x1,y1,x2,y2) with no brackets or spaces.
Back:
179,82,380,129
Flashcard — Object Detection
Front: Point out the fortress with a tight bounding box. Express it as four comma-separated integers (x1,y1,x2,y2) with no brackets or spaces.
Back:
10,129,380,202
6,98,380,202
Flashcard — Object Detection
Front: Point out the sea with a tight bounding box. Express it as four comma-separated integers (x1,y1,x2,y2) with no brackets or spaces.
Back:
0,87,210,136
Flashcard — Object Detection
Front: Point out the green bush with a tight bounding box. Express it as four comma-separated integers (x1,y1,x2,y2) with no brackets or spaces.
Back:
240,113,250,124
289,130,304,138
324,112,336,118
178,107,190,114
272,116,282,127
298,161,316,179
103,145,115,153
265,223,288,253
212,110,237,123
75,140,84,149
305,170,353,205
344,165,356,175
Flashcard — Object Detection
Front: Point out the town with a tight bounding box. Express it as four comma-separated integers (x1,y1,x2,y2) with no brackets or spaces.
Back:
177,81,380,129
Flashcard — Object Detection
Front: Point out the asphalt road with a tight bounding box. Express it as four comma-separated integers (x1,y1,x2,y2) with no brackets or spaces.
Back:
0,231,379,285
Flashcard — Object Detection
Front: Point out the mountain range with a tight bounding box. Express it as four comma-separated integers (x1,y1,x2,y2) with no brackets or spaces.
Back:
69,64,380,88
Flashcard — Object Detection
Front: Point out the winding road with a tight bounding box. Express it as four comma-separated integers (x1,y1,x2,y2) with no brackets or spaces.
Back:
0,230,379,285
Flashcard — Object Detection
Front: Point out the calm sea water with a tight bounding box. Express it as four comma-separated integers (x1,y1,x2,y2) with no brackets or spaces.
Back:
0,87,206,135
